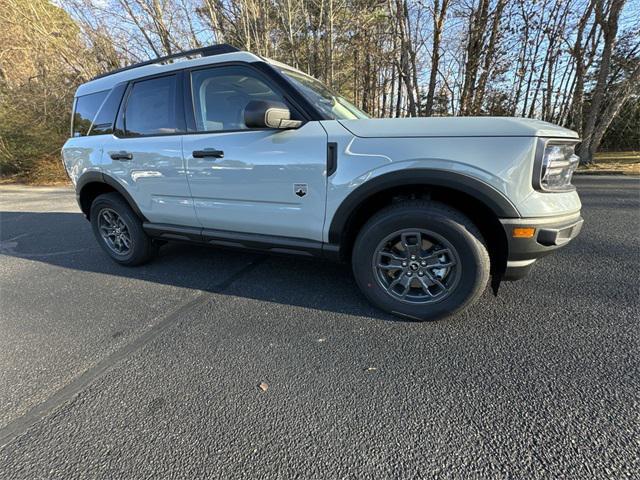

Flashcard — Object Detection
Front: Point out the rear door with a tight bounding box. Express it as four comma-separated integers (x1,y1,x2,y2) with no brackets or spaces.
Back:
182,64,328,241
100,73,198,227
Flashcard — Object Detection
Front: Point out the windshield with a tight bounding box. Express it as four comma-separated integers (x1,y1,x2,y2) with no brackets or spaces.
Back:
278,67,369,120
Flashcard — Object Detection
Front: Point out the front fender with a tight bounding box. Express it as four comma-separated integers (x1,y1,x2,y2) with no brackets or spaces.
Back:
327,168,519,244
323,134,533,243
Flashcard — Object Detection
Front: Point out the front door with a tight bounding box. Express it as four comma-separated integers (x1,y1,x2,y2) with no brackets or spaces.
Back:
182,65,328,241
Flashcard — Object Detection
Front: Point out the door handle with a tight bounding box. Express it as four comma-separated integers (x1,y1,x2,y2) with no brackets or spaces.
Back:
110,151,133,161
193,149,224,159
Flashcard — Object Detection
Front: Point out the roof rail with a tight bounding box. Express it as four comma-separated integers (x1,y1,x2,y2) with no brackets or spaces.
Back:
91,44,240,81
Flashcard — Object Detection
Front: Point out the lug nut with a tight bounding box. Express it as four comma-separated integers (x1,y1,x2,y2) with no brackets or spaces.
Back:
406,272,412,276
410,255,416,260
418,271,424,276
402,261,407,267
421,261,426,266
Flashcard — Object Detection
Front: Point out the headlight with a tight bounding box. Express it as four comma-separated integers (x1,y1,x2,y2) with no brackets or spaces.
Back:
535,141,579,191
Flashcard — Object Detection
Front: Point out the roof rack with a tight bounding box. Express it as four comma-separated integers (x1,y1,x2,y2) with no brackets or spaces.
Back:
91,44,240,81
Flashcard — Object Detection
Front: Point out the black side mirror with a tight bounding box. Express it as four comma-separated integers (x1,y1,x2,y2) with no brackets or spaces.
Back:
244,100,302,129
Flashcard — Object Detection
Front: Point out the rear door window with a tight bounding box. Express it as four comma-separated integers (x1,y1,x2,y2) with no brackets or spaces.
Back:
123,75,179,136
72,90,108,136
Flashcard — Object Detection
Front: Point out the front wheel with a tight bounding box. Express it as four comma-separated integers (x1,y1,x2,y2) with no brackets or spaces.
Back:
352,201,490,321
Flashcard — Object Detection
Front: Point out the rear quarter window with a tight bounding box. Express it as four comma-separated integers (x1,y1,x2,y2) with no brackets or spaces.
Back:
72,90,108,137
88,84,127,136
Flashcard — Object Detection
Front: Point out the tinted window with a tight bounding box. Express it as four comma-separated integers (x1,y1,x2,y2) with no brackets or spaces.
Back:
72,91,108,136
88,84,127,136
191,67,289,132
124,75,178,136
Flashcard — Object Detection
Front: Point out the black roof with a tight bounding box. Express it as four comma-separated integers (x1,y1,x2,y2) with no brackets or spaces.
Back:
91,44,240,81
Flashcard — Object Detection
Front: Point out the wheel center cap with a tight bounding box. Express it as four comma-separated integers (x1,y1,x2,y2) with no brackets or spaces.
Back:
409,262,420,271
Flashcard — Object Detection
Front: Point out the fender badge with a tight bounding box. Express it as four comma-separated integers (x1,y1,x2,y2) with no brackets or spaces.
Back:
294,183,308,197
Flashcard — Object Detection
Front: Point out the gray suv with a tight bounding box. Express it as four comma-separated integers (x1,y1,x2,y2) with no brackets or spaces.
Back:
62,44,583,321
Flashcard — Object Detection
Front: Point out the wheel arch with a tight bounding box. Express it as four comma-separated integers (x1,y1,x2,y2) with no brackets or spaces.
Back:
77,172,147,221
328,169,517,277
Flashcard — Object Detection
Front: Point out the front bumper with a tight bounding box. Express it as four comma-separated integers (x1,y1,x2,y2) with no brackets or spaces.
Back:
500,212,583,280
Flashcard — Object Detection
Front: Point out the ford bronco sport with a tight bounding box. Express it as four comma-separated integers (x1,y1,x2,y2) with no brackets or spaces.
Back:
62,44,583,321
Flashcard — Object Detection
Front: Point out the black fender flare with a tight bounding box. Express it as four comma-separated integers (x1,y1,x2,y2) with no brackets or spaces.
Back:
328,169,520,244
76,171,147,221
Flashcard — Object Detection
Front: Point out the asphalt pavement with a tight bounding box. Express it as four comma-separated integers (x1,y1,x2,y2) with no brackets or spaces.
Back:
0,176,638,479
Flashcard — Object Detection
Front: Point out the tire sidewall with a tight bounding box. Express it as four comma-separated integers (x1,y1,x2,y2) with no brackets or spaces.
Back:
352,207,488,321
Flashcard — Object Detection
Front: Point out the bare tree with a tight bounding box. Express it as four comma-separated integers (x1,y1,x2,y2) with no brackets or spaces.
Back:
579,0,628,163
470,0,506,114
459,0,489,115
569,0,597,134
424,0,449,116
3,0,639,181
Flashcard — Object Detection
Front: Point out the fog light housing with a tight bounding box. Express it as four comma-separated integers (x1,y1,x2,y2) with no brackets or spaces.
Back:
537,141,579,191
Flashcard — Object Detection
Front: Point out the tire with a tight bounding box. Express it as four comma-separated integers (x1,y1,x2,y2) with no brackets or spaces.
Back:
352,200,489,321
90,192,156,266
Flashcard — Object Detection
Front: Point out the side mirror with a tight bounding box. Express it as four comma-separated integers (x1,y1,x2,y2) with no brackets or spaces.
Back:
244,100,302,129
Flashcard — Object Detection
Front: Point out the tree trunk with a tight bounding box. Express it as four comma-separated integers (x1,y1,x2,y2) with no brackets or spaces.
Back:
395,0,417,116
459,0,489,115
585,63,640,163
569,0,597,133
471,0,505,114
424,0,449,117
578,0,626,164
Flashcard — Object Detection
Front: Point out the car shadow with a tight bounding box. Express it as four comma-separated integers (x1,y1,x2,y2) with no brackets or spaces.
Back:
0,211,395,321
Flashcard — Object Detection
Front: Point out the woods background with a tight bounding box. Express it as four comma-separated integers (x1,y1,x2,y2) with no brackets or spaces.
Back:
0,0,638,182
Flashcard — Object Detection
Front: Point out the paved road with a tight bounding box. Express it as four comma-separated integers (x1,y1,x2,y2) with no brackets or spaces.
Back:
0,177,638,479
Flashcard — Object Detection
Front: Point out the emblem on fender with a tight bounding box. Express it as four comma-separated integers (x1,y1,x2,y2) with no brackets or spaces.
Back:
294,183,307,197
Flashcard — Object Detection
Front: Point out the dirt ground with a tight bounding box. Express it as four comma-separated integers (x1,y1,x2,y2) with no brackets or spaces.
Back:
579,151,640,175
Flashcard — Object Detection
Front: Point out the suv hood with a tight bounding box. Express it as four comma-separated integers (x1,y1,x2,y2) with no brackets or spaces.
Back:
338,117,578,139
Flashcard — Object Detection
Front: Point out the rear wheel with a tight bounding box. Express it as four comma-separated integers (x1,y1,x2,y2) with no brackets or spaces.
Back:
352,201,489,321
90,193,156,266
